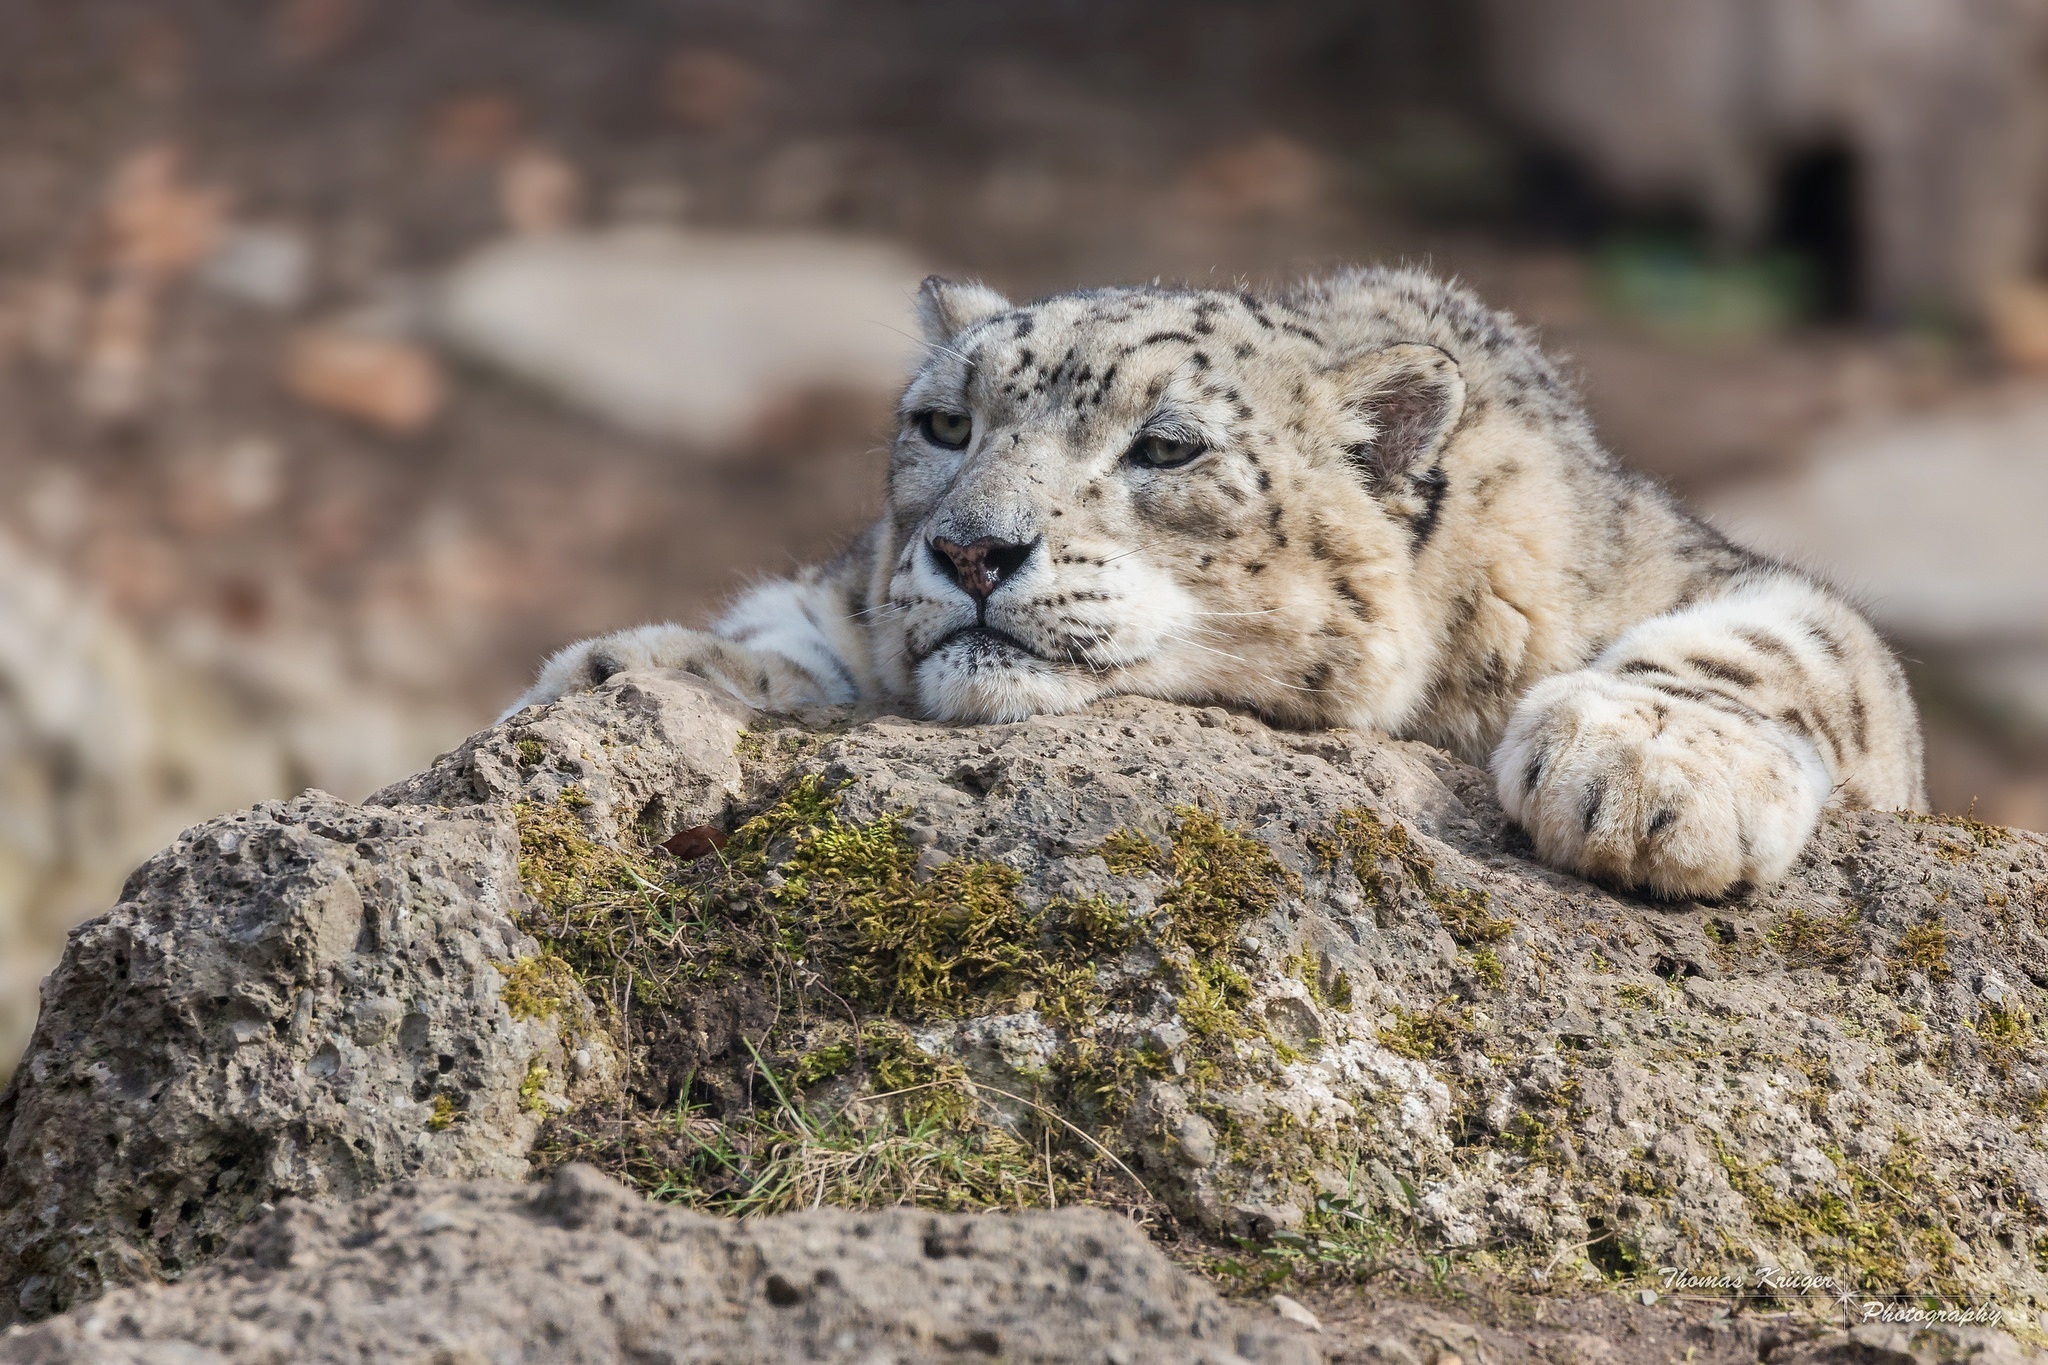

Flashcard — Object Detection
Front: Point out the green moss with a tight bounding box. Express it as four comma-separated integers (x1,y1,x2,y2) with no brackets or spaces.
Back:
1467,946,1505,990
1284,945,1355,1013
1095,828,1165,876
1614,984,1658,1010
427,1094,464,1131
790,1036,856,1088
1974,1003,2033,1072
1314,807,1511,946
1899,809,2011,863
1179,958,1258,1047
520,1061,553,1116
1767,909,1862,968
1713,1131,1967,1300
513,781,1313,1229
1891,917,1954,987
496,952,584,1023
514,737,547,768
1378,1001,1471,1060
1212,1189,1417,1291
1156,807,1301,949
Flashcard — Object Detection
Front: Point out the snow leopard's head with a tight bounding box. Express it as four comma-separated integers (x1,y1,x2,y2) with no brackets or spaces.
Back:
871,274,1474,731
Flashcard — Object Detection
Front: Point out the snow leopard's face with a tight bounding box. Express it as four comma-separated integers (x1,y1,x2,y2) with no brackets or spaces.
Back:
873,280,1466,730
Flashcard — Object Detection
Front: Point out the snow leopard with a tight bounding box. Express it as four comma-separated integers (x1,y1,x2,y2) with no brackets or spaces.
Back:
509,268,1927,899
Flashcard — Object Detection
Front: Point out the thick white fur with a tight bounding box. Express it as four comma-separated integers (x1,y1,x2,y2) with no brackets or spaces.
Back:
509,270,1926,898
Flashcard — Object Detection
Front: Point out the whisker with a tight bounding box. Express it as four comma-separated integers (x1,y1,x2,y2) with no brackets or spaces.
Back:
1099,541,1162,566
874,321,973,367
1156,631,1250,667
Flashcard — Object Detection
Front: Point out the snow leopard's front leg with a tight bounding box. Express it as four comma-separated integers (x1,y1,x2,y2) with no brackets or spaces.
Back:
503,541,876,718
1492,573,1925,898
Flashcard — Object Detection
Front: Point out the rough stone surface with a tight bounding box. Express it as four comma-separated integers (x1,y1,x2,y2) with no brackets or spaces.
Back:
0,1164,1316,1364
0,797,616,1321
5,669,2048,1348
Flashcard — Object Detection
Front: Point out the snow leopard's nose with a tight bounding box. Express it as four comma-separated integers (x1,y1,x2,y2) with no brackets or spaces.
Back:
928,535,1038,603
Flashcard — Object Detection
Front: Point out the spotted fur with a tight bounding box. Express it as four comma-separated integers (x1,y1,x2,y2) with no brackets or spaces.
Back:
510,269,1927,898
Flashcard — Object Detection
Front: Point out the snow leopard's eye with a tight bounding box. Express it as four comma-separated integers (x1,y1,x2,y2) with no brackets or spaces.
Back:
918,410,973,450
1124,434,1208,470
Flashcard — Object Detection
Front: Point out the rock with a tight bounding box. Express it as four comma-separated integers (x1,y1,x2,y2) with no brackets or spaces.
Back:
1480,0,2048,319
0,794,615,1322
0,1164,1315,1364
657,48,769,132
497,147,584,237
1704,395,2048,648
4,669,2048,1338
1702,393,2048,763
1270,1294,1322,1332
0,530,301,1085
1176,135,1326,221
200,225,313,311
433,228,927,446
282,327,447,436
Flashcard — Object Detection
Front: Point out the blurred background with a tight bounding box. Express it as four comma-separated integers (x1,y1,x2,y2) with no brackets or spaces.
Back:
4,0,2046,1077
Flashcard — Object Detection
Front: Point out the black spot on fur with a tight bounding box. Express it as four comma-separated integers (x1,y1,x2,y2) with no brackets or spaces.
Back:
1137,330,1198,350
1257,469,1272,492
1235,341,1256,358
1687,656,1760,689
1734,627,1794,660
1807,621,1848,660
1302,661,1333,692
1479,651,1512,695
1406,467,1450,554
1647,808,1677,837
1615,659,1670,678
1333,581,1376,621
1245,562,1266,576
1581,779,1608,833
1849,695,1868,750
1013,316,1034,338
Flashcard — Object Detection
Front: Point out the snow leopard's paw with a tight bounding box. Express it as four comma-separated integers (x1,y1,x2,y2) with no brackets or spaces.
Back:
1493,669,1830,899
502,624,830,719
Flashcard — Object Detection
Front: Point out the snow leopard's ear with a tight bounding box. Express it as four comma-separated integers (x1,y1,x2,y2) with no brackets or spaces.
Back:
916,276,1012,345
1334,343,1467,482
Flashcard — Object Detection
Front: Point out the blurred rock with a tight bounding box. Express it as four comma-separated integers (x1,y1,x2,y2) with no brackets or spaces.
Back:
1989,282,2048,375
165,438,286,534
269,0,368,64
200,225,313,311
498,147,583,237
1703,390,2048,820
99,145,226,284
1176,135,1326,222
1703,394,2048,649
435,228,927,446
657,48,768,132
0,533,290,1086
283,327,447,436
1481,0,2048,320
426,93,523,165
0,1168,1314,1364
71,277,154,424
